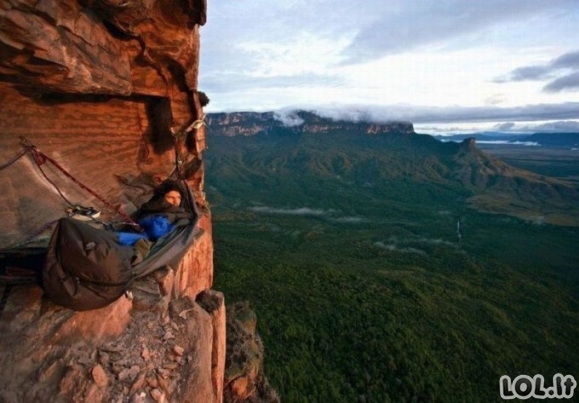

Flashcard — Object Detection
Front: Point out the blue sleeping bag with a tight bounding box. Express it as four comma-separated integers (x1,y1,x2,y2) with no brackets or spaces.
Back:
138,215,175,241
117,215,175,246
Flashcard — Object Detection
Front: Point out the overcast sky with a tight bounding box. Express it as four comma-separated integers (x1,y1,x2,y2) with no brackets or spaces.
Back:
198,0,579,133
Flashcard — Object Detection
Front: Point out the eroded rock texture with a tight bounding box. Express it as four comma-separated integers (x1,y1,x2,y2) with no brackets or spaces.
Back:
0,0,209,246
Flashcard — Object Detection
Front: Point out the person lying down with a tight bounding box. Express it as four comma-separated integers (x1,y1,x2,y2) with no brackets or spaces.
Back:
116,179,194,264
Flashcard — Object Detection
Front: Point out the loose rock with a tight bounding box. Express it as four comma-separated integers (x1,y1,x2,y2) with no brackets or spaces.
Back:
92,365,108,388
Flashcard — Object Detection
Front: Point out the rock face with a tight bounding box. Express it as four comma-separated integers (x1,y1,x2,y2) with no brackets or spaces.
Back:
0,283,225,403
0,1,235,403
223,302,280,403
0,0,208,246
0,0,206,96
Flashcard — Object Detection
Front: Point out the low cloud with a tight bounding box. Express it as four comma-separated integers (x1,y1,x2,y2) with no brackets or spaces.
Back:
262,105,579,134
524,120,579,133
248,206,328,216
429,119,579,134
475,141,539,146
273,111,304,127
374,241,426,255
493,122,516,131
333,216,369,224
486,120,579,133
418,238,458,247
308,102,579,125
248,204,373,224
373,236,469,257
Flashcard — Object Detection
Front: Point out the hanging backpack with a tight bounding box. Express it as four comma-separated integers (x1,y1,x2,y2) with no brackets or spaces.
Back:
42,217,135,311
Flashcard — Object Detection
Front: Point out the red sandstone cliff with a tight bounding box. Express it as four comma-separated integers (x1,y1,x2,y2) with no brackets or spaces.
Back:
0,1,232,402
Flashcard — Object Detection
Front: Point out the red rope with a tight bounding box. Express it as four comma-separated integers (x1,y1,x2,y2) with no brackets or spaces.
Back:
20,138,138,226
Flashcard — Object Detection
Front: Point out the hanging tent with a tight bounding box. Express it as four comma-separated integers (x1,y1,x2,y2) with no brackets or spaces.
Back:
1,139,200,311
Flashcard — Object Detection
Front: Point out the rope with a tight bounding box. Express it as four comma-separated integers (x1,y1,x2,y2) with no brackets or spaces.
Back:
33,153,77,207
8,219,60,248
0,148,27,170
19,137,139,227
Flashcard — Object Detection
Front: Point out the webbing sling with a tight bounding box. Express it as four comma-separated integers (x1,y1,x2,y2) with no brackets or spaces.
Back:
170,114,206,179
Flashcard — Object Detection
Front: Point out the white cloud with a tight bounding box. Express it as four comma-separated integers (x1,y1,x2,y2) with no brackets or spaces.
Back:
333,216,369,224
248,206,327,216
493,122,516,131
504,120,579,133
310,102,579,124
543,71,579,93
273,110,304,127
339,1,574,64
494,50,579,93
373,241,426,255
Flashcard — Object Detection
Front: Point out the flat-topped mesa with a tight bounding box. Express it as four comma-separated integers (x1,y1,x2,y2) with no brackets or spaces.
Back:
206,110,415,136
366,122,415,134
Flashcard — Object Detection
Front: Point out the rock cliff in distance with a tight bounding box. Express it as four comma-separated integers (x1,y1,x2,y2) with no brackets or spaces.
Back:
205,111,579,227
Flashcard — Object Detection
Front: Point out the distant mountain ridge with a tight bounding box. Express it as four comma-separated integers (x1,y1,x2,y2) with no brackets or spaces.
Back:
433,132,579,148
205,111,579,226
524,132,579,148
206,111,414,137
